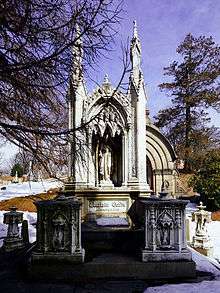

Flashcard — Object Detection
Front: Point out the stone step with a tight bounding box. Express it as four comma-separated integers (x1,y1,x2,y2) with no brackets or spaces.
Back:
29,252,196,281
82,227,144,252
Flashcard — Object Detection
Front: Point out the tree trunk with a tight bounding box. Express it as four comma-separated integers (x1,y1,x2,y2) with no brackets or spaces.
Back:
184,104,192,172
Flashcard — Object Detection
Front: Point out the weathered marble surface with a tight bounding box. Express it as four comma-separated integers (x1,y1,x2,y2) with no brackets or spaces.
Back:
192,202,213,256
3,207,24,252
128,197,192,262
31,193,85,264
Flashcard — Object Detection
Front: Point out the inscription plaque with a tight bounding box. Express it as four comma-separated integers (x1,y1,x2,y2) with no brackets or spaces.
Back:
88,199,129,213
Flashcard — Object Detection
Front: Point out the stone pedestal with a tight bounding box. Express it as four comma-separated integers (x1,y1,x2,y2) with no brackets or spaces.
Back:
31,193,85,264
3,207,24,252
128,198,193,263
191,202,213,257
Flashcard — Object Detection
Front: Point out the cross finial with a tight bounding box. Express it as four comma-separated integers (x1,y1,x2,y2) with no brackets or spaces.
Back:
198,201,206,211
133,20,138,39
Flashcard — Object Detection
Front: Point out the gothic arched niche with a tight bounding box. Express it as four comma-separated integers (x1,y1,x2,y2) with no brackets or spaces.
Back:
88,93,127,187
92,124,123,187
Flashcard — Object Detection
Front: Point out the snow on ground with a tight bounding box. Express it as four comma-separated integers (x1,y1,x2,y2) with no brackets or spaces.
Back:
186,202,220,262
96,217,129,226
186,202,198,215
145,280,220,293
0,179,62,246
0,211,37,247
208,221,220,261
190,247,220,276
0,196,219,292
0,179,63,201
144,204,220,292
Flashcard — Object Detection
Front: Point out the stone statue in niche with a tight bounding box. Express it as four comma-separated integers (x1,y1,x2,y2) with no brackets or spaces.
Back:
158,212,173,249
52,214,66,251
8,219,20,238
99,145,113,184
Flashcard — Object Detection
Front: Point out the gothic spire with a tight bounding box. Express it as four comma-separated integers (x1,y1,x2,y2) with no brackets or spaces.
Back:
130,21,142,87
133,20,138,39
103,73,110,85
71,24,83,85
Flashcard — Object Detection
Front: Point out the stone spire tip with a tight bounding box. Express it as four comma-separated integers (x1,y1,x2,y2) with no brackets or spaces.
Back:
103,73,110,84
133,20,138,39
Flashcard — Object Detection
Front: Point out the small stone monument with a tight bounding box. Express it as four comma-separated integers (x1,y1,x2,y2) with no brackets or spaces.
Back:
13,171,19,183
128,197,195,277
141,199,192,262
3,207,24,252
31,192,85,265
191,202,213,257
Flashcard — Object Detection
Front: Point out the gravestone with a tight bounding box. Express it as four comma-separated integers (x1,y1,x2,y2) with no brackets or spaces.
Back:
29,21,196,281
192,202,213,257
3,207,24,252
31,193,85,264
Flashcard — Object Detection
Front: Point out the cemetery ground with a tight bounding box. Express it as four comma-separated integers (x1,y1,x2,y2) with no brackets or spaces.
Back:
1,181,220,292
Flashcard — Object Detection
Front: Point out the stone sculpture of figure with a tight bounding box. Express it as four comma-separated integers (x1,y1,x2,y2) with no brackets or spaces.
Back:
159,213,173,248
99,145,112,182
52,215,65,251
196,216,207,236
8,218,20,237
98,150,104,178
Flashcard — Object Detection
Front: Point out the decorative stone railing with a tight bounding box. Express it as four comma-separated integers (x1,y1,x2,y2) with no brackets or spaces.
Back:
31,193,85,263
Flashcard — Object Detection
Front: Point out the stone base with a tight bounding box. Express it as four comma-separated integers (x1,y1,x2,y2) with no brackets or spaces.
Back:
192,235,213,257
28,253,196,281
142,249,192,262
82,227,144,252
99,179,114,188
3,238,25,252
31,249,85,264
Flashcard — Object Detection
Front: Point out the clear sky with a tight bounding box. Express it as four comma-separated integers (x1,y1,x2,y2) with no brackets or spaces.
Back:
92,0,220,127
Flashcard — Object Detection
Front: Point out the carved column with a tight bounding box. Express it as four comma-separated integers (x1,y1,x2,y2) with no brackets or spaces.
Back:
122,131,128,187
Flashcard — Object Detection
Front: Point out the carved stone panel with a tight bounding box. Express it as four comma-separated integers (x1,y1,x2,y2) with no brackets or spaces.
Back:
33,194,85,263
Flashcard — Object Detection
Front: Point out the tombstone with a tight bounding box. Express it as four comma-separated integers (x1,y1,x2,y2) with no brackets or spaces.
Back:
3,207,24,252
12,171,19,183
31,192,85,265
29,22,196,280
191,202,213,257
64,21,182,223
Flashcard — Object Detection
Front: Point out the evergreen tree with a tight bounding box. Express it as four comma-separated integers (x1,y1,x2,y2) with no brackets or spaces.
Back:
11,163,24,177
189,149,220,211
155,34,220,171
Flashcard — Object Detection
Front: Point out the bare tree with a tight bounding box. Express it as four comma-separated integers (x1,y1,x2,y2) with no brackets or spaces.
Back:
0,0,128,177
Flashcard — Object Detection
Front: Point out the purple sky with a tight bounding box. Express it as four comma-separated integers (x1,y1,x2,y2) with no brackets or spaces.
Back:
92,0,220,127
